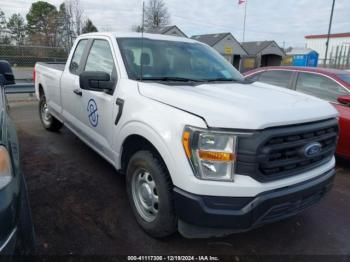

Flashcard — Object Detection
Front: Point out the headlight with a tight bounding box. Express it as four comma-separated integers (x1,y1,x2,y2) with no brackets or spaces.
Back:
0,146,13,189
182,126,237,181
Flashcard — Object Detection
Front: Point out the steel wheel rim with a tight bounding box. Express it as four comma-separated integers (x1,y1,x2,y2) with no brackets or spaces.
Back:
41,101,52,125
131,168,159,222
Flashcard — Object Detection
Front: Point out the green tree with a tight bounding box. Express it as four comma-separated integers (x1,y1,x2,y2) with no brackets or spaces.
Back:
0,9,6,29
82,19,98,34
0,9,11,44
131,25,143,32
26,1,59,46
7,13,26,45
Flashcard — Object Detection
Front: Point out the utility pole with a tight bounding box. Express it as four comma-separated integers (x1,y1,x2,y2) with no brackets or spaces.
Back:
324,0,335,65
242,0,248,42
142,1,145,33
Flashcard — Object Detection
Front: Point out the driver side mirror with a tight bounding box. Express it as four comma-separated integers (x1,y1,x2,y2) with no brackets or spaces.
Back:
79,71,113,92
337,95,350,106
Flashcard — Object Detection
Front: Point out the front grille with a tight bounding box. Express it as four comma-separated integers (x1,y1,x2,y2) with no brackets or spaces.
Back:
236,118,338,182
260,125,337,177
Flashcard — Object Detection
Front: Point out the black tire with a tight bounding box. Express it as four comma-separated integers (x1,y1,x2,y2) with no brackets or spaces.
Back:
126,150,177,238
39,94,63,132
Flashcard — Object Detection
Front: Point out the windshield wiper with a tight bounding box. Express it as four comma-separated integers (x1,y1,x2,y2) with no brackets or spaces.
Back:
202,78,240,82
141,77,204,82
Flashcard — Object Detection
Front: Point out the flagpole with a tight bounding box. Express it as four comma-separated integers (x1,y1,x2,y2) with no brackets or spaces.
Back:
242,0,248,42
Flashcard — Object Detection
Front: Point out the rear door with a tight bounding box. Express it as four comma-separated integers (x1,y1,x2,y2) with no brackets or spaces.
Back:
60,39,89,124
74,38,118,162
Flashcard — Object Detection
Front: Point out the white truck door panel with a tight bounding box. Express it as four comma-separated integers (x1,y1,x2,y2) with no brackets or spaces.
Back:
60,39,89,125
74,39,118,162
77,90,116,161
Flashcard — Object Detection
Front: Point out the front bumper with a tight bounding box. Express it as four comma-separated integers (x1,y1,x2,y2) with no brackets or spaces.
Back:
174,168,335,238
0,178,21,255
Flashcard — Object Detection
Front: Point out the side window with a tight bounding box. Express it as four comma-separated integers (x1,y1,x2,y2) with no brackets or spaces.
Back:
246,73,261,82
69,39,88,75
296,73,348,102
84,40,115,75
258,70,293,88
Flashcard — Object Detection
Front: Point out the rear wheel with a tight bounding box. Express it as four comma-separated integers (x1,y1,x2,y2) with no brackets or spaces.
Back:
39,95,63,132
126,150,177,238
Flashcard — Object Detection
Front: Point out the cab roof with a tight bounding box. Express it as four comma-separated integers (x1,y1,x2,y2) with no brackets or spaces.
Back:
79,32,198,44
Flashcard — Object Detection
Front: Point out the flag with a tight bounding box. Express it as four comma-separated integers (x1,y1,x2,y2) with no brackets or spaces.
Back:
238,0,245,4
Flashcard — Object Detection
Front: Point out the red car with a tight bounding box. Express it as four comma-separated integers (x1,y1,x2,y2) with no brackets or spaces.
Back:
244,66,350,160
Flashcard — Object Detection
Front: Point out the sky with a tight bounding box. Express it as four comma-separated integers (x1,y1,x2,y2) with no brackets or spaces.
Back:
0,0,349,47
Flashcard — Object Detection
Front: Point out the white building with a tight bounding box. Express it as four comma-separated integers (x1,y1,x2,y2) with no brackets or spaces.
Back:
305,32,350,64
191,33,248,70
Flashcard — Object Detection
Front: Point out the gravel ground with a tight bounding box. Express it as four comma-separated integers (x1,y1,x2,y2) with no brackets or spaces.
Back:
7,102,350,257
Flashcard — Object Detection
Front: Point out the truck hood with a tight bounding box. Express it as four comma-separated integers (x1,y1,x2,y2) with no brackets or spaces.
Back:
138,81,338,130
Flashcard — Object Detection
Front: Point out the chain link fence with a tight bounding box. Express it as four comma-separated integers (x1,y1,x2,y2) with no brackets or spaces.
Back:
0,44,68,67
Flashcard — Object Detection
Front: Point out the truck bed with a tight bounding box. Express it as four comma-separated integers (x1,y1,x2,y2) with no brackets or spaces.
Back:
36,62,66,72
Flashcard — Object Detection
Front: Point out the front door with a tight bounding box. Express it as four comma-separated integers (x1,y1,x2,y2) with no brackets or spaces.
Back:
75,38,118,162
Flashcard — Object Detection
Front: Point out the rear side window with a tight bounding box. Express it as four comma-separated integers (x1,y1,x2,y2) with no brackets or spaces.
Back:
296,73,349,102
84,40,115,75
69,39,88,75
258,70,293,88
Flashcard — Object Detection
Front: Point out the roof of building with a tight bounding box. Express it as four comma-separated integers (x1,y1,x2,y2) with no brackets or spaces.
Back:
305,32,350,39
190,33,233,46
147,25,187,37
287,48,318,55
241,41,278,55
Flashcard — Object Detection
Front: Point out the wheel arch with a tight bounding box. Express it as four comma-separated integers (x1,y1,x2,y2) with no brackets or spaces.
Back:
120,134,169,175
38,83,44,98
117,123,176,181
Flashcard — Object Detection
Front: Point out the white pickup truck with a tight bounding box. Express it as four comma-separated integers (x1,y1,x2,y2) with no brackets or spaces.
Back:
34,32,339,238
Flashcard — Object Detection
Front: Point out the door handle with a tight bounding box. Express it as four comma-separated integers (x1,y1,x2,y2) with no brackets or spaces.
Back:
73,89,82,96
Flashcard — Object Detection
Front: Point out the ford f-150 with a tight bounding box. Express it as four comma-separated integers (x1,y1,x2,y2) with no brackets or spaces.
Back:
34,32,339,238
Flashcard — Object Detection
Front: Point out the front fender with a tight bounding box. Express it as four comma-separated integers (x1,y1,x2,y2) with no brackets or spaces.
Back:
117,121,176,175
114,100,206,187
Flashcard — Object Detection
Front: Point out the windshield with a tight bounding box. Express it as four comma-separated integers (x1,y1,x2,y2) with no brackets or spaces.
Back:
337,73,350,85
117,38,244,82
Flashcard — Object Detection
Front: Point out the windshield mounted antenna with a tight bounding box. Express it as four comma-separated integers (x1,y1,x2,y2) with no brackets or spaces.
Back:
140,1,145,82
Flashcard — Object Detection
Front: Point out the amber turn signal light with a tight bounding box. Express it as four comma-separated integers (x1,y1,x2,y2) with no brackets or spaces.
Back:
198,150,235,162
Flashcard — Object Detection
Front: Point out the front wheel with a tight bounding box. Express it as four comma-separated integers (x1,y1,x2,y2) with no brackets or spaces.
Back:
39,95,63,132
126,150,177,238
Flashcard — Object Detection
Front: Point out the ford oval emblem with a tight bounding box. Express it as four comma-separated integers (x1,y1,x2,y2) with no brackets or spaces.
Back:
304,142,322,157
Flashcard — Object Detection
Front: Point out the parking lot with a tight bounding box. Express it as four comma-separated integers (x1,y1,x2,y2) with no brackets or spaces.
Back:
5,100,349,256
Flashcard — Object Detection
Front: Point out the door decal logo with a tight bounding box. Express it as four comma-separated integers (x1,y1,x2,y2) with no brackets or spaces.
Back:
87,99,99,127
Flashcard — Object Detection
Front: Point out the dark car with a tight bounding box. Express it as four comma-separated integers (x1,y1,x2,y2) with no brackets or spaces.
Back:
0,60,35,255
244,66,350,160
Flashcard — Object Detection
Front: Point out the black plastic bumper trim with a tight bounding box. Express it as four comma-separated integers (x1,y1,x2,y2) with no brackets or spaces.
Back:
174,168,335,232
